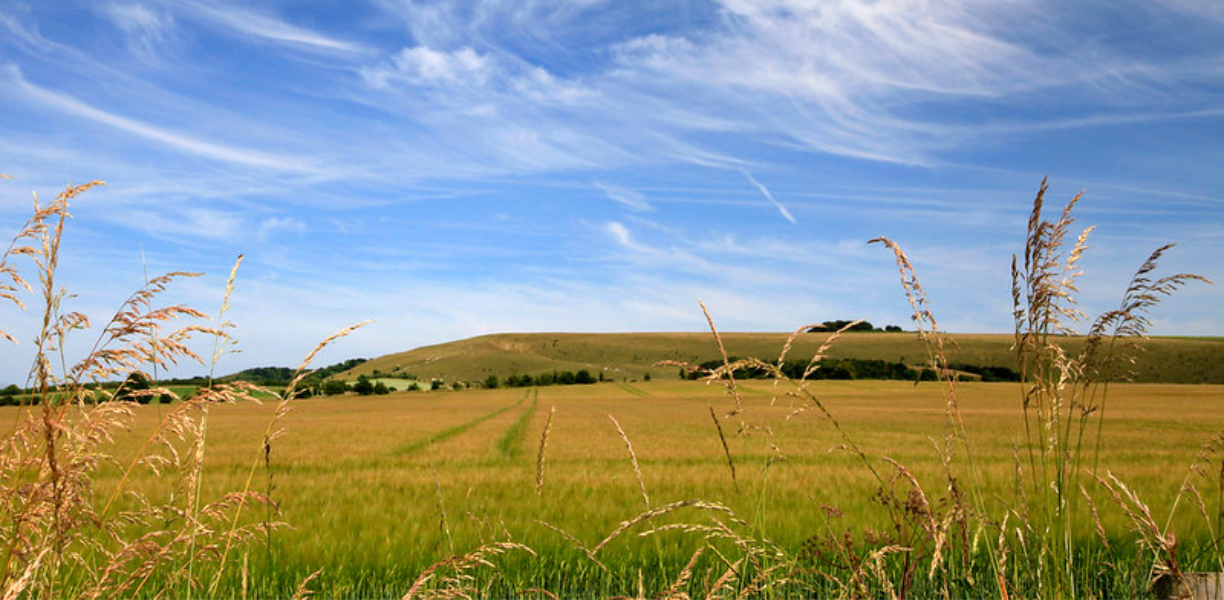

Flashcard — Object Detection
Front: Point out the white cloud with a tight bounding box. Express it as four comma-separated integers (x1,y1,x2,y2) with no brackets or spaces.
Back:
739,168,797,224
257,216,307,240
1164,0,1224,22
0,8,55,54
605,221,635,249
363,46,491,89
103,3,176,63
179,0,363,54
4,66,311,172
361,44,592,106
594,182,652,212
117,207,244,241
594,0,1219,165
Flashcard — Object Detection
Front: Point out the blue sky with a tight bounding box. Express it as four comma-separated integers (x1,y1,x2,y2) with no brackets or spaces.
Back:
0,0,1221,383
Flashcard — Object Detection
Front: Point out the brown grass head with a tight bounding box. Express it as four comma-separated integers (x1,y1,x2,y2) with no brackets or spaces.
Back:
535,405,555,496
608,413,650,509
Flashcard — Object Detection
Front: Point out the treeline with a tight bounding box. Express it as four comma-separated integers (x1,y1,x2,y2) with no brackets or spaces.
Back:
679,357,1020,382
489,369,603,389
221,358,369,386
316,374,397,397
945,363,1022,382
0,372,176,406
0,358,373,406
806,320,903,333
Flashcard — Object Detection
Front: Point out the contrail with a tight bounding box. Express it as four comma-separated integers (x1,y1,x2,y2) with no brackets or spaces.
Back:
740,168,797,224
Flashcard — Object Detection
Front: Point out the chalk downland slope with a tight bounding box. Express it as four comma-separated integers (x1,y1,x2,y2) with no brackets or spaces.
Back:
336,332,1224,384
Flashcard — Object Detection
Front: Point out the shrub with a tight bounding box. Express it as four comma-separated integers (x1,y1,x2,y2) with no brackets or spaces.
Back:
321,379,349,395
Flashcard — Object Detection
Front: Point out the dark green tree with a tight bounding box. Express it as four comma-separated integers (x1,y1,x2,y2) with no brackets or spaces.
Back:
321,380,348,395
114,372,153,404
353,375,374,396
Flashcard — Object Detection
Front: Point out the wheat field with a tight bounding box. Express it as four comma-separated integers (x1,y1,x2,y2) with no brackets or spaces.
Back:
7,378,1210,597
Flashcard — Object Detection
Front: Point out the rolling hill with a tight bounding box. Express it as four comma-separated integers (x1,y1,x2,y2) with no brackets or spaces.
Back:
334,331,1224,385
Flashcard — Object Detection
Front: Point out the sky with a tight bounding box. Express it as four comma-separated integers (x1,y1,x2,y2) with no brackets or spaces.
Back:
0,0,1221,384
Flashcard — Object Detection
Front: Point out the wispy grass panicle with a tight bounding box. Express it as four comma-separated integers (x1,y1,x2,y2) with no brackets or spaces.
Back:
535,405,555,496
608,413,649,509
0,178,269,599
209,318,371,594
998,180,1211,596
662,179,1210,599
0,176,365,599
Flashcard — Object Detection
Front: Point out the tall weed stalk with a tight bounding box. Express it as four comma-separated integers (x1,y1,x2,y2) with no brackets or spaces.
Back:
0,177,356,598
1006,179,1209,595
654,179,1211,598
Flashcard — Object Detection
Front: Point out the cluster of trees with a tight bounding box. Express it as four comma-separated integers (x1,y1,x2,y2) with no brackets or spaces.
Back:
350,375,391,396
314,375,457,397
679,357,919,381
679,357,1020,382
0,372,181,406
224,358,372,398
485,369,601,389
945,363,1021,382
0,358,382,405
222,358,369,388
805,320,904,333
111,372,174,404
0,384,24,406
317,374,392,396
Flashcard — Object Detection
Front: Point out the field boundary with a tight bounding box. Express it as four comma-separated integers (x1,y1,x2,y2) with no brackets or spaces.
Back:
616,382,651,397
496,388,539,459
389,391,529,456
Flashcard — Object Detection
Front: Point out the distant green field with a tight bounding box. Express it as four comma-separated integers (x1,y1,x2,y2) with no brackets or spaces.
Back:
368,377,422,391
338,331,1224,385
29,379,1222,597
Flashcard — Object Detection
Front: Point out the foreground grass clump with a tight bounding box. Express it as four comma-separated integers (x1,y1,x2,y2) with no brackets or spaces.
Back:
0,178,362,598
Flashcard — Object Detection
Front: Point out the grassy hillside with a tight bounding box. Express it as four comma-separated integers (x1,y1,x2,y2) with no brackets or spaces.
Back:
337,332,1224,384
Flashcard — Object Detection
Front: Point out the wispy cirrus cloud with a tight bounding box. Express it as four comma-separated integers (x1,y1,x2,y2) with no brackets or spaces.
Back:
176,0,365,54
363,45,491,88
4,66,310,172
257,216,307,241
0,7,55,52
360,43,592,105
594,182,652,212
352,0,1224,175
739,168,796,225
116,207,244,242
602,0,1224,164
102,3,177,64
